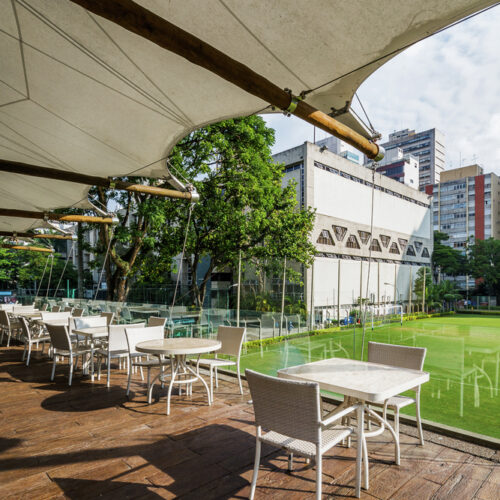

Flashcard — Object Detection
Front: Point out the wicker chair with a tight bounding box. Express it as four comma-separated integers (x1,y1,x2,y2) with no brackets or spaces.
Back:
0,310,22,346
368,341,427,445
196,326,246,400
246,369,366,500
46,324,90,386
19,317,50,366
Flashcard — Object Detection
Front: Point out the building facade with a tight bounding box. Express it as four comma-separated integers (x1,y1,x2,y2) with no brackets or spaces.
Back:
380,128,445,190
274,141,433,322
372,147,419,188
428,164,500,247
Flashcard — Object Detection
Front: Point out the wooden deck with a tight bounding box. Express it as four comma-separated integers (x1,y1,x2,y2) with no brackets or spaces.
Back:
0,342,498,499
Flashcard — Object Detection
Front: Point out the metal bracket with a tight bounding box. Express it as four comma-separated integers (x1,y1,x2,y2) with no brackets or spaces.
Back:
328,100,350,118
283,88,303,116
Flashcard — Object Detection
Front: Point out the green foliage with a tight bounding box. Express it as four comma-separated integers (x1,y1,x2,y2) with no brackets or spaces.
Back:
413,266,431,303
432,231,466,276
426,279,462,310
467,238,500,298
0,243,78,290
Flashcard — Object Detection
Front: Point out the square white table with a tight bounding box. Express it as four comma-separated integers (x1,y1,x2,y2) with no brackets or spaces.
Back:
278,357,429,498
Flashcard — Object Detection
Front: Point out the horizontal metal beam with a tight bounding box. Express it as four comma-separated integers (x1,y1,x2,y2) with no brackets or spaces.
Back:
70,0,382,160
0,231,77,240
0,208,118,225
0,159,198,201
1,244,54,253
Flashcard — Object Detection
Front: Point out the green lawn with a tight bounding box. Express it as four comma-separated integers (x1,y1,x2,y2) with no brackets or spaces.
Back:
237,315,500,439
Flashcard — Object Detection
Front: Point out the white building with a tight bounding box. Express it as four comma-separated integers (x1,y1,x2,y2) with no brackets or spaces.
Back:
372,147,419,188
274,141,433,322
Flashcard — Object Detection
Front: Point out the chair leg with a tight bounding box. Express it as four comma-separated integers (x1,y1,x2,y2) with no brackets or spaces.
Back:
415,394,424,446
51,352,57,381
126,360,132,397
26,343,32,366
237,361,243,395
22,342,27,361
315,446,322,500
215,366,219,388
249,435,262,500
107,356,111,388
288,453,293,472
97,356,102,380
210,365,214,402
69,356,74,386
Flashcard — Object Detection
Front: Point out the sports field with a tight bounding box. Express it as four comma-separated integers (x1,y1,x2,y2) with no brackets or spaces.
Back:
237,315,500,439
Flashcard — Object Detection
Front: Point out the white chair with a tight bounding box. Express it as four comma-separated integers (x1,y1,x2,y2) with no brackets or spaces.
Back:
0,310,22,346
246,369,365,500
196,326,245,400
125,326,170,401
41,311,71,324
101,312,115,326
368,341,427,445
46,323,90,386
20,317,50,366
96,323,145,387
74,316,107,329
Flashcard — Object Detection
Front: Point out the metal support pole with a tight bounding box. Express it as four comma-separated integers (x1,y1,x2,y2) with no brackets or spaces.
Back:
237,250,241,327
280,256,287,336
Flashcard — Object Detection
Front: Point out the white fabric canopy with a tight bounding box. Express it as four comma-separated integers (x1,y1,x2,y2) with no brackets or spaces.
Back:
0,0,496,233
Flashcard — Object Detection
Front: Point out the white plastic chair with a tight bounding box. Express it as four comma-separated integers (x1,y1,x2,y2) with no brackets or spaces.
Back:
125,326,170,400
46,323,90,386
196,326,245,400
368,341,427,445
246,369,365,500
20,317,50,366
96,323,145,387
73,316,107,329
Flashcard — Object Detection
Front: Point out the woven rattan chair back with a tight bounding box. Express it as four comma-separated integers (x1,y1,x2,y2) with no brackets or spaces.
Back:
101,312,115,326
368,341,426,371
148,316,168,328
19,317,31,342
108,323,144,351
46,323,71,351
51,305,61,313
73,308,84,317
246,369,321,444
125,325,164,356
74,316,107,330
217,326,246,357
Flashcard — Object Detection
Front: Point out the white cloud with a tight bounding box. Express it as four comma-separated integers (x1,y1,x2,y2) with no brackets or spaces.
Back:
264,6,500,173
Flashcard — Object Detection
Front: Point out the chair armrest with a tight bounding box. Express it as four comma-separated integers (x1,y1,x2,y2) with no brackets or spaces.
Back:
321,402,361,428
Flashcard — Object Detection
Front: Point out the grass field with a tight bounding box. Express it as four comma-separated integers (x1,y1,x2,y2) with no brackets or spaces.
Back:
236,315,500,439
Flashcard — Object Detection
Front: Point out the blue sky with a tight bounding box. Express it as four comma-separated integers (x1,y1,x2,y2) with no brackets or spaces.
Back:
263,5,500,173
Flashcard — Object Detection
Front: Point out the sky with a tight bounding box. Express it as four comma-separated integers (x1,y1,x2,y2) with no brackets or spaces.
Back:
263,5,500,173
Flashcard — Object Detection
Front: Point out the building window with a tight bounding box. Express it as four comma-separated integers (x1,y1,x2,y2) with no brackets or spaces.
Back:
333,225,347,241
406,245,416,256
346,235,360,249
398,238,408,251
389,242,400,254
380,235,391,247
414,241,422,252
358,231,371,245
369,239,382,252
317,230,334,245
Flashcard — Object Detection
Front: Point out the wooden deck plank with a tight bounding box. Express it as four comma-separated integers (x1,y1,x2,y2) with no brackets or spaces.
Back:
0,342,497,499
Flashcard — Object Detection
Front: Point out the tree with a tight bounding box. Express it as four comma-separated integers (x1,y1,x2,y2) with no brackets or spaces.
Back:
0,241,79,293
413,266,431,306
468,238,500,298
85,116,315,304
162,115,316,307
432,231,466,277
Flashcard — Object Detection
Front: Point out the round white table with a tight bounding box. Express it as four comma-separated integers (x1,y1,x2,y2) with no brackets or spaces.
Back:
136,338,221,415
